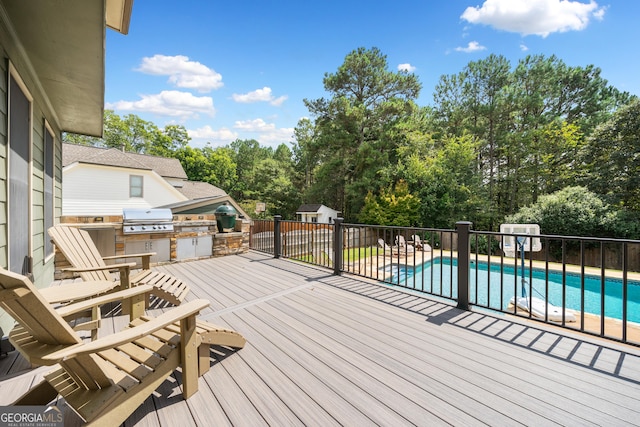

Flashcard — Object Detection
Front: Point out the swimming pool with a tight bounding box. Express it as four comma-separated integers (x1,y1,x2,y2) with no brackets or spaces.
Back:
389,257,640,323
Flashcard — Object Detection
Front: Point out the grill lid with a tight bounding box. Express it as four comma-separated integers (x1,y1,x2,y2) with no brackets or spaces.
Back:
122,208,173,223
122,208,174,233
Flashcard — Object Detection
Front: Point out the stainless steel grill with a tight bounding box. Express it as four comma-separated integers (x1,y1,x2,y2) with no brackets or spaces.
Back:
122,208,174,234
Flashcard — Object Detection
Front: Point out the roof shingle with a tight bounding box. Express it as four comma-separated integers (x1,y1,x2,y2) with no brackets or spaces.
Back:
62,143,188,179
176,181,227,200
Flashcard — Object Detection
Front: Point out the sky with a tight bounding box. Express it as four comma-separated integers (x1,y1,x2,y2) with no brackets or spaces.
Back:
105,0,640,149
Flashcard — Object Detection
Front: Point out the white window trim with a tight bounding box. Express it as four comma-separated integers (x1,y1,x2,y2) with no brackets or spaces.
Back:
130,174,144,198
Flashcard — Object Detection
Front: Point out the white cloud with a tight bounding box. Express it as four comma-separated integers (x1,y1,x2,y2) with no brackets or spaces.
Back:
258,127,295,145
455,41,487,53
232,87,288,106
233,118,294,146
106,90,215,119
461,0,606,38
187,125,238,147
270,96,288,107
137,54,223,92
593,6,607,20
520,43,529,51
234,118,275,132
398,63,416,72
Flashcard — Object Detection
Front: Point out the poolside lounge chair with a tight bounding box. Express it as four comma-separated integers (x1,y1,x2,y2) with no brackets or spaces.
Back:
411,235,432,252
377,238,400,256
0,268,209,425
49,225,190,306
395,235,416,253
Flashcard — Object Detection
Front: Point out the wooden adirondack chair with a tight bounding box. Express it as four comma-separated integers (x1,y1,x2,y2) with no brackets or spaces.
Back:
49,225,190,306
0,268,210,426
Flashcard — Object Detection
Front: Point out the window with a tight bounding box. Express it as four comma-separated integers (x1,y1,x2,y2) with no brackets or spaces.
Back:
44,123,55,258
8,66,32,274
130,175,143,197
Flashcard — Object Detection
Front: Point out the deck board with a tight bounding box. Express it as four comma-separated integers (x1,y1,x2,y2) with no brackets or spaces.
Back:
1,250,640,426
276,283,573,425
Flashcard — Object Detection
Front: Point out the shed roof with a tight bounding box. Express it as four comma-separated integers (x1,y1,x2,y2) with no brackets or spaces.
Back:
296,204,340,213
296,204,324,213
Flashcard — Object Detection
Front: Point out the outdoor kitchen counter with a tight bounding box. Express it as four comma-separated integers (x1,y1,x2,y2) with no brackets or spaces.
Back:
58,222,122,228
174,220,217,228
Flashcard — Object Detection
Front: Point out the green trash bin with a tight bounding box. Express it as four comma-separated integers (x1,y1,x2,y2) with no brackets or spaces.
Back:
214,203,237,232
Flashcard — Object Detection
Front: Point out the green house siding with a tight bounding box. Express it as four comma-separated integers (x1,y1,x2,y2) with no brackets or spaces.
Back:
0,46,9,337
0,43,62,339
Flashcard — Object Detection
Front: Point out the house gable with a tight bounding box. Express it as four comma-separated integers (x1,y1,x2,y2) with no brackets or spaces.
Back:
63,163,188,215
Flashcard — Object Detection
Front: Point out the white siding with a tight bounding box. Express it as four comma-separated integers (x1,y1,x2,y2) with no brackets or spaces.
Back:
62,163,187,215
317,206,340,223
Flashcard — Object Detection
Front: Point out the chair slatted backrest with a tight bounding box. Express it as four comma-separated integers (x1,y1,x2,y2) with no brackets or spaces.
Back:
0,268,111,388
49,226,113,282
0,269,79,346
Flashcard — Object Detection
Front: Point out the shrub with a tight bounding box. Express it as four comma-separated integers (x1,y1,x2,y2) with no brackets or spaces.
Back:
470,234,501,255
504,186,616,238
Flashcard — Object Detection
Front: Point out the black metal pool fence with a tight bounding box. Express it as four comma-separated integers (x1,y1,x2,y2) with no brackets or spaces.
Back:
250,216,640,347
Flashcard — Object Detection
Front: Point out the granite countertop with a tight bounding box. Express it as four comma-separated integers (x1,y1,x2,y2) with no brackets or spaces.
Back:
174,220,217,227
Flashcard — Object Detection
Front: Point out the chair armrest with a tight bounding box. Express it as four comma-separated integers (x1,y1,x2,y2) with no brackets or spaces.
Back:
55,285,154,317
102,253,155,269
63,262,136,287
102,252,156,260
62,262,136,273
42,299,210,361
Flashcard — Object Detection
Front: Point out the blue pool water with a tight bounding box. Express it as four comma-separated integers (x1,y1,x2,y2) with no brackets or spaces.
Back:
390,258,640,323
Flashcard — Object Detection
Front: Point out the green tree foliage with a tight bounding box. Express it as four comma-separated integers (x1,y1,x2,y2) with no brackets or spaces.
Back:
62,132,102,146
148,124,191,157
358,180,420,227
102,110,153,152
291,118,318,196
303,47,422,219
251,157,300,218
408,134,483,228
228,139,272,200
203,146,237,191
172,145,237,189
580,98,640,211
433,54,629,228
63,110,191,155
226,139,301,219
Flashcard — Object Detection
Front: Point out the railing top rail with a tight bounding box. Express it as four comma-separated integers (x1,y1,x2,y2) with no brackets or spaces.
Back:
475,230,640,245
341,222,454,233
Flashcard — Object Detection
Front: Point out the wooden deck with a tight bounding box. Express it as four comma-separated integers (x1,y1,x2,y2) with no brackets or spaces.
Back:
2,251,640,426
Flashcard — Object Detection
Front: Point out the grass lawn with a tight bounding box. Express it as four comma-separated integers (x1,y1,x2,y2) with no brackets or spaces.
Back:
344,246,382,261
